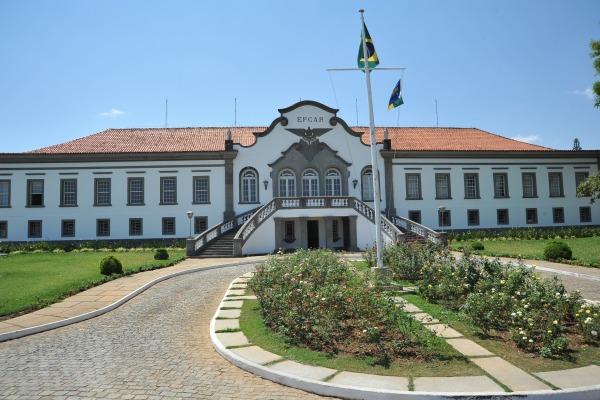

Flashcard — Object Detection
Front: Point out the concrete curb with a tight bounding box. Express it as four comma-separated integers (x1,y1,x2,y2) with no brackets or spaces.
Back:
0,260,261,343
211,278,600,400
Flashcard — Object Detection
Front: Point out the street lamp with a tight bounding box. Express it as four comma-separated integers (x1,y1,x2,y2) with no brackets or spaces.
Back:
187,210,194,238
438,206,446,233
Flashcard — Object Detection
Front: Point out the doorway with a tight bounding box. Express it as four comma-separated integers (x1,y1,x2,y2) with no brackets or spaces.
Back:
307,220,319,248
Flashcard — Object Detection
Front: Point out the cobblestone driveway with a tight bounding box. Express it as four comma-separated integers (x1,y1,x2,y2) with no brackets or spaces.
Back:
0,264,333,400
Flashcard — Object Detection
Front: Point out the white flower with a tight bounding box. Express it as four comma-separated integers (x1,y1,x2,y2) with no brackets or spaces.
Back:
591,330,598,336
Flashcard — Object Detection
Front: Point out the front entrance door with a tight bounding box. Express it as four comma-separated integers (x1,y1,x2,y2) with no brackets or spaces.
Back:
307,220,319,248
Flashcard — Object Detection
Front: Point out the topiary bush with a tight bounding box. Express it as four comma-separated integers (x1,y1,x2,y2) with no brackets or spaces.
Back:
470,241,484,250
154,248,169,260
543,240,572,261
100,255,123,275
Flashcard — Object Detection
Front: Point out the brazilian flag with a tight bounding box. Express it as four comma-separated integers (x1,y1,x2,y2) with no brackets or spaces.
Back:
388,79,404,110
357,22,379,70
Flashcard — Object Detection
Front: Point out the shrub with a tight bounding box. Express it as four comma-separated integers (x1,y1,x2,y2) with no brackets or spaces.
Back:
100,256,123,275
543,241,572,261
383,241,445,282
154,248,169,260
470,241,484,250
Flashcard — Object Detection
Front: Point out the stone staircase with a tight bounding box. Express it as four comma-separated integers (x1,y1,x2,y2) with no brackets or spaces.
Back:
195,231,237,258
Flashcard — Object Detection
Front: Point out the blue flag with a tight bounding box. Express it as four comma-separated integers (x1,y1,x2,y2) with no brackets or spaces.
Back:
388,79,404,110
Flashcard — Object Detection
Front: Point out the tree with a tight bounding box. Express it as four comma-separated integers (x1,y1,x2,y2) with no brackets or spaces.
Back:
591,39,600,108
572,138,582,150
577,172,600,204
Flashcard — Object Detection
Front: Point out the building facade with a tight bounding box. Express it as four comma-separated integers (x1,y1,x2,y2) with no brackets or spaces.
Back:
0,101,598,255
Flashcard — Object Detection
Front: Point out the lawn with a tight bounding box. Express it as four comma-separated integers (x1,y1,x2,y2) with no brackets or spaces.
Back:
451,237,600,267
0,250,185,318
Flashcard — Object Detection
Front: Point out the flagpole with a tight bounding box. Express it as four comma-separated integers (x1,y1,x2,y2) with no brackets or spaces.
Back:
359,9,385,272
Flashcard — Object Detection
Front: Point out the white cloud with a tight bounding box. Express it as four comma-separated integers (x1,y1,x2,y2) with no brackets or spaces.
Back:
572,87,594,100
98,108,125,118
512,134,542,144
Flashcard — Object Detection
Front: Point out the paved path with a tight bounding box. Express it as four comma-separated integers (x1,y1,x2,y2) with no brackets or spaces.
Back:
0,261,331,400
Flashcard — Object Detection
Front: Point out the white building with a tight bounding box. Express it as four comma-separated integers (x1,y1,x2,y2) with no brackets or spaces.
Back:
0,100,598,256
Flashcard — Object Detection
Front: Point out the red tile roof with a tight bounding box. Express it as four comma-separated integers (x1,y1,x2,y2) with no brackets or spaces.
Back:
26,126,552,154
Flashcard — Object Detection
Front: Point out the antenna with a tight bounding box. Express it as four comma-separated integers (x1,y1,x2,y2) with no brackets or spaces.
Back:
234,97,237,128
435,99,439,128
355,98,359,125
165,98,168,128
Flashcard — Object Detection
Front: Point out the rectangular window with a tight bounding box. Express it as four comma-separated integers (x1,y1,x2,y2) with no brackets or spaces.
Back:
194,216,208,234
61,219,75,237
467,209,480,226
60,179,77,207
438,209,451,228
580,207,592,223
332,219,340,241
464,173,479,199
526,208,538,224
552,207,564,224
129,218,143,236
548,172,564,197
162,217,176,235
575,172,589,193
128,178,144,205
160,177,177,204
0,221,7,238
27,179,44,207
408,210,421,224
97,219,110,236
497,209,509,225
521,173,537,198
405,174,421,200
435,173,451,199
284,220,295,242
0,180,10,207
28,220,42,238
193,176,210,203
95,178,111,206
493,173,509,198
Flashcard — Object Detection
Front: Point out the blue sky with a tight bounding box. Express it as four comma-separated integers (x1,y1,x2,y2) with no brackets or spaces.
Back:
1,0,599,152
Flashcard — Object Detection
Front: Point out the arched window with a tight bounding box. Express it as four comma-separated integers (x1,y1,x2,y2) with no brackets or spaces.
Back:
325,168,342,196
278,169,296,197
362,168,374,201
240,168,258,203
302,169,319,197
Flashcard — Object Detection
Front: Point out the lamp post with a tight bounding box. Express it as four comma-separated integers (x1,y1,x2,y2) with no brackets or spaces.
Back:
438,206,446,233
187,210,193,238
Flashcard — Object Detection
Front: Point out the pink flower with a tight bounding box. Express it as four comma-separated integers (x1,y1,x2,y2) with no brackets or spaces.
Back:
291,277,296,282
346,298,352,302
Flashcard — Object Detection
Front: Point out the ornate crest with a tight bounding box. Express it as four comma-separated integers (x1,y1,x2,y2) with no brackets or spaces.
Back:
285,127,333,145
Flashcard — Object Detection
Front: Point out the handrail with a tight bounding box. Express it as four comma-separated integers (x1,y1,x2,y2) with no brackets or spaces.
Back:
186,207,259,256
389,215,448,246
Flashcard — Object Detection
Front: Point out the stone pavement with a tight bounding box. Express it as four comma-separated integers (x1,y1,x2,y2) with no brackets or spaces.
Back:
1,255,599,399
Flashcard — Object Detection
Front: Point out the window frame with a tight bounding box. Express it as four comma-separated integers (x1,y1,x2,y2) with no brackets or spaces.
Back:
28,220,42,238
408,210,421,224
240,168,259,203
525,208,538,224
284,220,295,243
94,178,111,206
301,169,319,197
438,209,451,228
361,168,374,202
579,206,592,223
552,207,565,223
278,169,296,198
405,173,422,200
493,173,509,198
463,173,480,199
162,217,176,235
548,172,564,198
575,172,589,192
521,172,537,198
96,219,110,237
193,176,210,204
129,218,143,236
160,176,178,205
194,216,208,234
0,220,7,238
0,180,11,207
61,219,76,237
27,179,44,207
467,209,480,226
127,177,145,206
325,168,342,197
60,179,78,207
435,173,451,200
497,208,509,225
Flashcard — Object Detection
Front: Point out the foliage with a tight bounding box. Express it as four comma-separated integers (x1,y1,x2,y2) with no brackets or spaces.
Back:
154,248,169,260
470,241,484,250
591,39,600,108
575,303,600,345
99,255,123,275
249,249,441,363
576,171,600,204
449,226,600,242
543,241,573,261
0,240,186,255
381,241,446,282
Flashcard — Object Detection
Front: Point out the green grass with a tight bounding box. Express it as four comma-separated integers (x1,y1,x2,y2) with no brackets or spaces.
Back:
401,293,600,373
0,250,185,318
451,237,600,267
239,298,482,377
